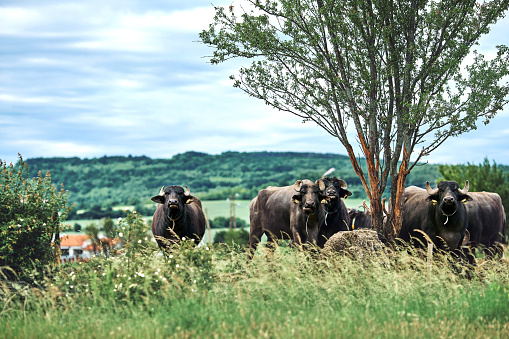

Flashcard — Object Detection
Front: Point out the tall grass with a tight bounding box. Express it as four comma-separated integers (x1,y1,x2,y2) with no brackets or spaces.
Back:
1,241,508,338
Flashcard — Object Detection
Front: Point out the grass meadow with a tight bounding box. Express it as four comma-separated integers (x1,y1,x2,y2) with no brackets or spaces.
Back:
1,238,509,339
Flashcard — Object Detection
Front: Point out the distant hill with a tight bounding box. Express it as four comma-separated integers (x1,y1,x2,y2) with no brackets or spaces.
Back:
23,151,441,213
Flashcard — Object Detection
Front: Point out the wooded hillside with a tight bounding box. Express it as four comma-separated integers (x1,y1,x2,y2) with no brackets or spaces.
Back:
24,151,442,212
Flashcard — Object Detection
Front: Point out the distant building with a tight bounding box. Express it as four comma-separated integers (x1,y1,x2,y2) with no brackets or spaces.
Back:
59,233,120,263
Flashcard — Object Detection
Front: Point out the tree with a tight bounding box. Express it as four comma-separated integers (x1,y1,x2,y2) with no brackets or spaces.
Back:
102,217,116,239
0,155,72,281
200,0,509,241
438,157,509,213
84,223,101,255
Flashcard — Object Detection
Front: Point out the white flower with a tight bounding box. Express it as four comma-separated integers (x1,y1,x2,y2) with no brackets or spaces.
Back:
169,254,173,259
138,240,142,243
117,217,122,222
176,264,179,268
118,232,123,237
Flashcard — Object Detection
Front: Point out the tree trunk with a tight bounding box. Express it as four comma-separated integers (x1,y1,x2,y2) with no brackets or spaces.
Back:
386,148,410,243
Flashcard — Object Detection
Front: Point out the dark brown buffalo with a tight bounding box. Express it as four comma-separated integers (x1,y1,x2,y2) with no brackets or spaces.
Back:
317,177,352,248
348,208,372,230
248,179,329,259
397,181,472,250
151,185,206,249
465,191,506,254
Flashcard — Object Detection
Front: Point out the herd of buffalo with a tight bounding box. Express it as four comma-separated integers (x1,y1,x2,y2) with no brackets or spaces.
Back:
150,177,506,260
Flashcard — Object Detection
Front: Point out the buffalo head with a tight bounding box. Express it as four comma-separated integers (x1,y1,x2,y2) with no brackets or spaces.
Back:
425,180,472,222
321,177,352,213
151,185,195,220
292,179,329,215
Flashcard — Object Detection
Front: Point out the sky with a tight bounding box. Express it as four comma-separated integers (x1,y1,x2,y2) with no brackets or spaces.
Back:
1,0,509,167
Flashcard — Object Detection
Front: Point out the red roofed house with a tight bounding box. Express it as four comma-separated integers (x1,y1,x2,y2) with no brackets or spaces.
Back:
60,233,121,263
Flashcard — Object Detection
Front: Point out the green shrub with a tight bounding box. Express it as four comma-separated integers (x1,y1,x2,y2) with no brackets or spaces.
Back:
213,228,249,246
0,155,72,281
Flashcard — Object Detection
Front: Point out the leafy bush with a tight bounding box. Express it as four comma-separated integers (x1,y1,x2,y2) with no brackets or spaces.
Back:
213,228,249,246
0,155,72,281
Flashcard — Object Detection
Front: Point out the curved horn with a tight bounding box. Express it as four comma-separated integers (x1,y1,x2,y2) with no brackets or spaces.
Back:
322,167,335,178
338,179,348,189
184,185,191,196
294,180,303,192
316,179,325,191
159,186,165,195
425,181,439,195
458,180,469,194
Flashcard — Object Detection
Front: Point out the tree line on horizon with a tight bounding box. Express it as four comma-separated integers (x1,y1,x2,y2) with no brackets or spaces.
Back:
18,151,508,219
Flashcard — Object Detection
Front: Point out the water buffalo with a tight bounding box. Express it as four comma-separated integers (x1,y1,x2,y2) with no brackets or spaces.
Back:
348,208,372,230
248,179,329,259
465,191,506,255
317,177,352,248
397,181,472,250
151,185,206,249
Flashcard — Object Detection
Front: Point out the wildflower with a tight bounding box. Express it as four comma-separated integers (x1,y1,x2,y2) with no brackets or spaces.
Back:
169,254,173,259
118,232,123,237
118,217,122,223
206,247,210,251
138,240,142,244
176,264,179,268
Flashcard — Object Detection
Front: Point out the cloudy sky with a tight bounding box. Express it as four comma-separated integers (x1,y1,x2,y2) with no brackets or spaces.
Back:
1,0,508,167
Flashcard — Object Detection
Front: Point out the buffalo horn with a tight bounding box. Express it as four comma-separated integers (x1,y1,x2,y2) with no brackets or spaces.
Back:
316,179,325,191
425,181,439,195
294,180,303,192
184,185,191,196
159,186,165,195
458,180,469,194
339,179,348,189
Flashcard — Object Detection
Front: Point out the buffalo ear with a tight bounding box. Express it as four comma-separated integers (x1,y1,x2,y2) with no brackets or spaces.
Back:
151,195,165,204
459,193,473,203
292,194,302,204
426,194,439,204
341,189,353,199
184,195,195,204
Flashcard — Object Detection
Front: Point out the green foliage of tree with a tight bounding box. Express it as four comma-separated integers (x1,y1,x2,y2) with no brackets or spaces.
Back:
213,228,250,246
102,217,115,238
210,216,247,228
200,0,509,241
84,223,101,255
438,157,509,213
0,155,72,281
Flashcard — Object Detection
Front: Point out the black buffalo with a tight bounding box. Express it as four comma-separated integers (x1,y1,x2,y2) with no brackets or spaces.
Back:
248,179,329,259
151,185,206,249
397,181,472,250
465,191,506,254
348,208,372,230
317,177,352,248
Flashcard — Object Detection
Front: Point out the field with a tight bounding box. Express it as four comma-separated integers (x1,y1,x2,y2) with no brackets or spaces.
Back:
66,198,367,244
1,236,508,338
